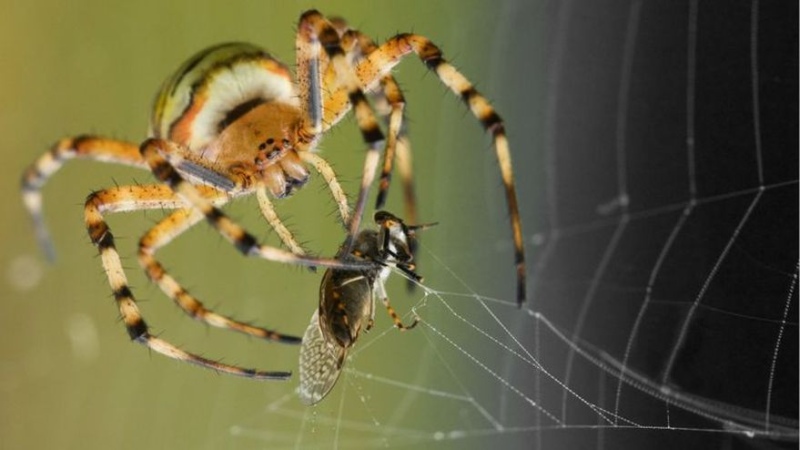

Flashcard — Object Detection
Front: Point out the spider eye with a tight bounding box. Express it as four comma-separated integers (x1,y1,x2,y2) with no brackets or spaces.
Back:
258,142,267,150
266,138,275,145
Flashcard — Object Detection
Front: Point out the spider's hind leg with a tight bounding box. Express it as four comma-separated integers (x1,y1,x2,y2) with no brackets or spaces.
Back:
345,29,421,289
84,184,292,379
21,136,147,261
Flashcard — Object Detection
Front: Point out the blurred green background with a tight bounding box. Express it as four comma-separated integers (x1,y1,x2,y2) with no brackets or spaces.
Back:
1,1,542,449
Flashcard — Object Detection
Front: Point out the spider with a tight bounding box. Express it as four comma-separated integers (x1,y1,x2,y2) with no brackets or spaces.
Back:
299,210,436,405
20,10,526,379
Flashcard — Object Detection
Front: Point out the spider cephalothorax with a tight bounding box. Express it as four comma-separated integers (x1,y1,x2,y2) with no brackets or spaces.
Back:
204,102,311,197
21,10,526,380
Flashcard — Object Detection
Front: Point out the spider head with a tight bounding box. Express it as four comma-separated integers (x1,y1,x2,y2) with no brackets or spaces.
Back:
213,102,310,197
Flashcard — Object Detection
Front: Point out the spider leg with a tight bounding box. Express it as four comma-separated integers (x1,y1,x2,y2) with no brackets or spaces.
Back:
344,28,422,291
139,138,373,271
295,17,325,141
393,135,417,233
324,19,417,221
84,184,291,379
139,208,302,344
373,77,414,213
393,133,420,296
297,10,386,246
343,29,417,220
326,34,527,305
255,186,308,257
293,13,357,231
21,136,147,261
297,151,351,227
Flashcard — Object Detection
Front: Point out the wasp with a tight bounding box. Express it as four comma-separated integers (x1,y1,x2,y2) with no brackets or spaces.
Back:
298,211,436,405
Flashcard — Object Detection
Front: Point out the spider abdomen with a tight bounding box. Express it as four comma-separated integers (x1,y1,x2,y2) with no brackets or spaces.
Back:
150,43,299,153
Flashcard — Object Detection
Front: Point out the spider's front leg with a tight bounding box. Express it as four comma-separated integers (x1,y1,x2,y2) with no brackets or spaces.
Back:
84,184,291,379
326,33,528,304
338,26,422,288
296,10,386,244
334,26,418,224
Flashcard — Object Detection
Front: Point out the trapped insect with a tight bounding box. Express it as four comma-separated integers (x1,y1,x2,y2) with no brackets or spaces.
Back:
299,211,436,405
20,10,525,379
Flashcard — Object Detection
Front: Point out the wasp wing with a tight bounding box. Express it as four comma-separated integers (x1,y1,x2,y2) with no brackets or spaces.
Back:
298,309,347,405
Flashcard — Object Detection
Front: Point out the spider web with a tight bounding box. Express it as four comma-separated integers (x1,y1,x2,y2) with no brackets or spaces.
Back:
3,2,796,450
207,1,798,449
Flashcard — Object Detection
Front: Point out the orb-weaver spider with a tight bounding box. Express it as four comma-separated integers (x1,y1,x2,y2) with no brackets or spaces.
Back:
20,10,526,379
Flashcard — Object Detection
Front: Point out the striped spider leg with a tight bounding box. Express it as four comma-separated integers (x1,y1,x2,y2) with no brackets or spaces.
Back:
330,18,418,226
299,210,437,405
295,10,386,241
83,184,295,378
332,20,423,295
322,30,528,305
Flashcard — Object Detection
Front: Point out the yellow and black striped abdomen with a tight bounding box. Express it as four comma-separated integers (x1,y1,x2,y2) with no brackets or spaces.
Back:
150,43,298,152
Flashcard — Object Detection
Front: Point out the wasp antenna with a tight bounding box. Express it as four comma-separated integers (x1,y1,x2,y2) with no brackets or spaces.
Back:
406,221,439,232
